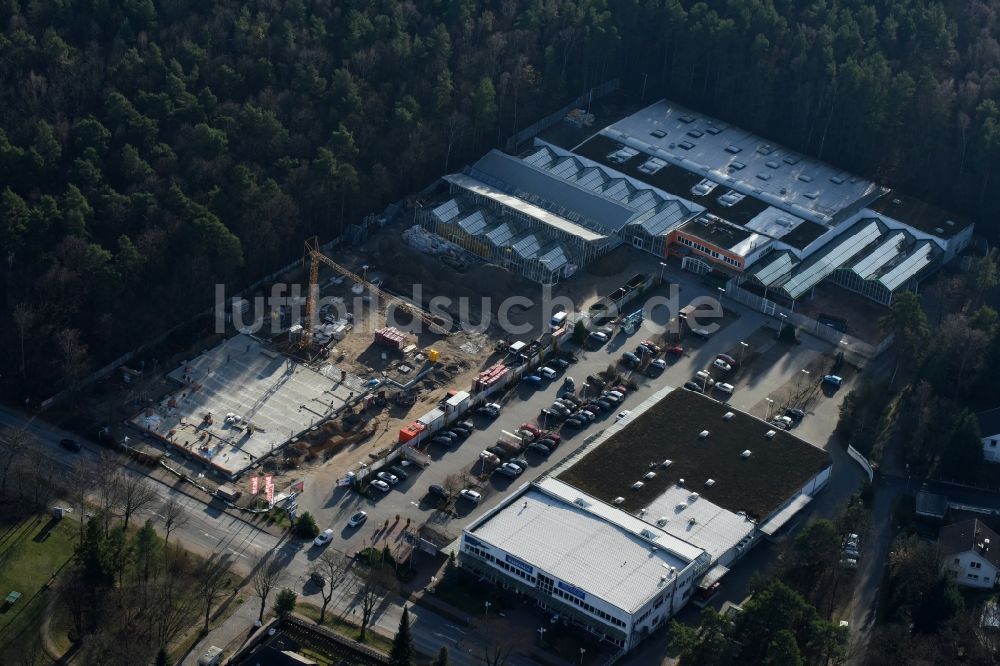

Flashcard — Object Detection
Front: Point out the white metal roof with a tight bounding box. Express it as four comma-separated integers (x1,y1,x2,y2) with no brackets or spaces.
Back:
781,219,884,297
444,173,607,243
879,241,937,291
640,485,756,562
602,100,885,226
758,494,812,536
470,479,704,614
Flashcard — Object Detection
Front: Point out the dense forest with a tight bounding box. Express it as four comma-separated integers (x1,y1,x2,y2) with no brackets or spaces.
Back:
2,0,1000,396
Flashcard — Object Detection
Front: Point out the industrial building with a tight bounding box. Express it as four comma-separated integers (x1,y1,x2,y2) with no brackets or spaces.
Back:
460,387,831,654
424,99,973,304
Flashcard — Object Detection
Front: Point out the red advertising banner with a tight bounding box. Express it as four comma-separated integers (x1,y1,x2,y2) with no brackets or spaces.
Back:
264,474,274,504
249,476,260,495
291,480,304,494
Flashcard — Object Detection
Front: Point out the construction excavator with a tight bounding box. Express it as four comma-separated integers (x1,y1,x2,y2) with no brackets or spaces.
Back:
299,237,450,349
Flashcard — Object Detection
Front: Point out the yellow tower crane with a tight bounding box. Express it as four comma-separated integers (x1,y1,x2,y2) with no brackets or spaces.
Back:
300,237,449,348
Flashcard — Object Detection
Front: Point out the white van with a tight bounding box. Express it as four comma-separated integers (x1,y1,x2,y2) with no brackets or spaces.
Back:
550,311,569,329
694,370,715,386
198,646,223,666
716,382,735,395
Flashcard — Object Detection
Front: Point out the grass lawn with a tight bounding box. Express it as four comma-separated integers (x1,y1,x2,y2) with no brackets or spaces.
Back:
296,602,394,656
0,511,80,665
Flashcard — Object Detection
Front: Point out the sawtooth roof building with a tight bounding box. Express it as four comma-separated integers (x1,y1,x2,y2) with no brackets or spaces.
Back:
422,99,973,303
460,387,831,656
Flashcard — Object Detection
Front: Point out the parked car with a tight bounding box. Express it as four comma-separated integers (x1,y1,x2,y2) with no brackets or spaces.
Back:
520,423,541,436
522,374,543,386
577,410,597,422
436,431,457,442
771,415,794,429
428,485,449,499
665,345,684,356
583,402,603,414
508,458,529,470
587,331,609,345
347,511,368,528
564,417,584,428
594,398,613,411
823,374,843,387
540,408,562,422
694,370,715,386
715,382,735,395
539,366,558,380
563,377,576,391
388,466,408,480
635,344,653,356
839,558,858,570
457,419,475,430
477,404,501,418
712,359,733,372
560,393,582,406
496,463,523,478
543,432,561,444
528,442,552,455
369,480,391,493
843,547,861,559
690,328,712,339
683,381,704,392
649,358,667,371
432,435,454,446
486,445,508,458
537,437,559,450
641,340,662,354
60,438,81,452
310,571,326,586
621,352,641,367
377,471,399,485
785,408,806,421
616,410,632,422
604,390,625,403
459,489,482,504
444,428,468,440
549,403,571,417
313,529,334,546
716,353,737,366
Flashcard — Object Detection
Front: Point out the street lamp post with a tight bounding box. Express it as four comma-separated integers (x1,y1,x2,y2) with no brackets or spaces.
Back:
659,261,667,285
538,626,547,646
678,313,687,341
765,398,774,422
484,601,491,620
580,647,586,665
778,312,788,337
717,286,725,304
739,341,749,366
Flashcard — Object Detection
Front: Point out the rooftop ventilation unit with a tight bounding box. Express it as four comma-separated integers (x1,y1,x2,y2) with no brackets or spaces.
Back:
613,497,625,505
705,479,716,488
574,497,592,508
632,481,645,490
766,430,777,439
689,492,700,501
741,449,752,459
678,478,685,486
699,430,710,439
661,459,673,468
723,412,735,420
656,517,669,527
676,502,687,511
689,517,698,525
644,471,657,480
639,529,658,541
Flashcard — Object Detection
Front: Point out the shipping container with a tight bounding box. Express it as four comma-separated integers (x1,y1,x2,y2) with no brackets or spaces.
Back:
398,421,426,443
417,408,445,432
444,390,470,413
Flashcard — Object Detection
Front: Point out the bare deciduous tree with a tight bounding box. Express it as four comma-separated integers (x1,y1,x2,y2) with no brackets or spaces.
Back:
0,425,32,498
252,553,283,624
313,549,351,624
118,473,159,530
11,303,35,378
356,562,395,642
197,553,233,632
160,496,189,547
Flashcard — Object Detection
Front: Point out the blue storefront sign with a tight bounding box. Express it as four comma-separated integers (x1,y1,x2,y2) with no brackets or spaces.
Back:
465,535,485,549
557,581,587,600
505,554,534,574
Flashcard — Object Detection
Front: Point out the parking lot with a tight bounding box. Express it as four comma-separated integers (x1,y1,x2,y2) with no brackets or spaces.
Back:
292,266,854,558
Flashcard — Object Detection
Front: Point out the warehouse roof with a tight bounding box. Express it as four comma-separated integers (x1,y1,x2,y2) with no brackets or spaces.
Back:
869,192,971,239
556,387,830,521
444,172,606,243
468,150,633,236
599,100,886,226
641,485,756,561
469,479,703,613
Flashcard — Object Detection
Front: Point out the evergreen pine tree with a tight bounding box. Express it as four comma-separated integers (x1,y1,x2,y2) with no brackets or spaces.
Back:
389,606,415,666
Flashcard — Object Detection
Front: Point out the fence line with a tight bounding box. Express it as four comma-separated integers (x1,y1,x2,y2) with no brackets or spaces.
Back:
846,445,874,483
504,79,620,152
